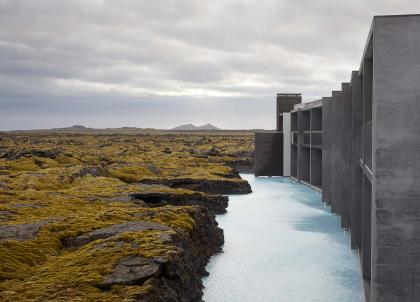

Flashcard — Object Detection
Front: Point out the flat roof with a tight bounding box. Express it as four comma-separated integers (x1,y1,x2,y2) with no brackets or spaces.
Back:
292,99,322,111
276,93,301,96
374,14,420,18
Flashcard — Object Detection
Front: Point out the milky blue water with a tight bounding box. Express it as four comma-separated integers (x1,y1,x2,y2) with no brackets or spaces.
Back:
203,175,363,302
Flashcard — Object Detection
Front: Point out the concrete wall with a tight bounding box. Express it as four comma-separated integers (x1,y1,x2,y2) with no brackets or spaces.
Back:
322,97,332,204
291,112,298,178
330,91,341,214
254,132,283,176
341,83,352,228
310,149,322,187
350,71,363,249
277,94,301,131
371,15,420,302
289,104,323,190
283,113,291,176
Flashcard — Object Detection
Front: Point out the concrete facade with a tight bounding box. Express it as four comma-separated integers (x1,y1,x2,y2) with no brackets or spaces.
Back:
255,94,301,177
370,15,420,301
276,94,302,131
254,15,420,302
290,100,323,191
254,132,283,176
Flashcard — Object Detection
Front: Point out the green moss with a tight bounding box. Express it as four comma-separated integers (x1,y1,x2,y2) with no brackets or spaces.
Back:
109,165,156,183
55,154,81,165
0,230,169,301
0,132,253,300
8,158,40,172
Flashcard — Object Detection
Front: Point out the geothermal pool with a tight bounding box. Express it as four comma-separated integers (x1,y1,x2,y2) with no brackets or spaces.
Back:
203,175,363,302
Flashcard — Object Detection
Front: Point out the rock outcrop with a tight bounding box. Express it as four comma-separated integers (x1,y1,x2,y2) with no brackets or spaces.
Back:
63,221,171,247
140,178,252,195
0,131,253,301
127,207,224,302
0,221,51,241
130,191,229,214
62,207,224,302
98,256,161,289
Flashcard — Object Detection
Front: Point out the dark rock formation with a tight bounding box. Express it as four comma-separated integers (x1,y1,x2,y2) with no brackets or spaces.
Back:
206,146,220,156
227,157,254,173
98,256,161,289
130,192,229,214
224,150,254,173
63,206,224,301
163,148,172,154
0,210,15,222
140,178,252,195
63,221,171,247
0,148,62,160
131,207,224,302
0,221,50,241
72,165,108,178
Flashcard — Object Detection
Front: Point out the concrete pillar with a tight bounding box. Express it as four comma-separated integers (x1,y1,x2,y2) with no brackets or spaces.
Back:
310,148,322,187
322,97,333,204
283,113,291,176
331,91,342,214
341,83,352,229
291,112,298,178
310,107,322,189
362,174,372,280
350,71,363,249
361,54,373,283
371,16,420,301
298,110,310,183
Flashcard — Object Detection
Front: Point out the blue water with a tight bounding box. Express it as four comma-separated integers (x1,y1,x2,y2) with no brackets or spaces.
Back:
203,175,363,302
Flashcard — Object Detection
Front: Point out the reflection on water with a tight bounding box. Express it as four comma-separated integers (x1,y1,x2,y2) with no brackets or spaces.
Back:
203,175,363,302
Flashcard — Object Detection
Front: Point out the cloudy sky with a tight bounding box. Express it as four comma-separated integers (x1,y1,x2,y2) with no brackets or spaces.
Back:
0,1,419,130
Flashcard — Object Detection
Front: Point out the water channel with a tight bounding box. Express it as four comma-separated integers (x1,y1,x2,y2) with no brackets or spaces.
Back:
203,174,363,302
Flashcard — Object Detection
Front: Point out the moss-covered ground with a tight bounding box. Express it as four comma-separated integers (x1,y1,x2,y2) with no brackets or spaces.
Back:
0,132,253,301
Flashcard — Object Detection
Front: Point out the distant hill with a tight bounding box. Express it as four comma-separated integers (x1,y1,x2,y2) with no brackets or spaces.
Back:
64,125,89,130
171,124,221,131
3,124,260,135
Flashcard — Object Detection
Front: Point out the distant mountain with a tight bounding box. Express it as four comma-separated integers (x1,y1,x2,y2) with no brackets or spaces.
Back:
197,124,221,130
68,125,87,129
171,124,221,131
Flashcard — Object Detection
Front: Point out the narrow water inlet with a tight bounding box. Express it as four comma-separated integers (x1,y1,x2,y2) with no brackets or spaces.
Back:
203,174,363,302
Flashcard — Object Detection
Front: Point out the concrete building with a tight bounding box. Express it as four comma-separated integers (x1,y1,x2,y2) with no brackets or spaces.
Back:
254,15,420,302
255,94,301,177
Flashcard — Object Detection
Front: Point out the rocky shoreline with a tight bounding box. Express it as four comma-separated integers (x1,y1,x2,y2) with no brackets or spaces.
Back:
139,178,252,195
130,191,229,214
0,133,254,301
130,207,224,302
60,206,224,302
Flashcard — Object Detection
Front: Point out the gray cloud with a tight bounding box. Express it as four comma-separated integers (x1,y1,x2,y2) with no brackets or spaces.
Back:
1,0,419,130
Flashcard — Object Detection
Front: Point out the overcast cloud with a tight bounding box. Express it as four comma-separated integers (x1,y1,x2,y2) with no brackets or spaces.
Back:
0,0,419,130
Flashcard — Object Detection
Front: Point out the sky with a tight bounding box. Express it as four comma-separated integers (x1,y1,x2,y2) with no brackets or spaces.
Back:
0,1,419,130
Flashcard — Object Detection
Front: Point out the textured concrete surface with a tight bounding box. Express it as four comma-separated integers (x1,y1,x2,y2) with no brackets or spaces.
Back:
277,94,301,131
350,71,363,249
298,110,311,182
310,149,322,187
330,91,341,214
283,113,291,176
322,97,332,205
341,83,352,229
254,132,283,176
362,175,372,281
370,15,420,302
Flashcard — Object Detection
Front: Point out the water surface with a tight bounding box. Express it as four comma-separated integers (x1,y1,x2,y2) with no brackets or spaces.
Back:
203,175,363,302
